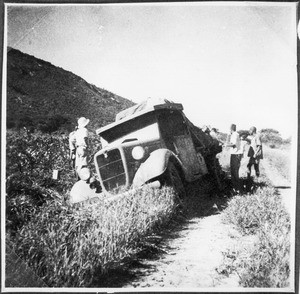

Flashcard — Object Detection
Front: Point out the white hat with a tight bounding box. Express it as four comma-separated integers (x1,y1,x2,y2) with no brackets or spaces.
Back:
78,117,90,128
78,167,91,181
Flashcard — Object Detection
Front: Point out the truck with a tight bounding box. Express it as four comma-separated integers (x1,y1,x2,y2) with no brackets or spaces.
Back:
94,98,223,198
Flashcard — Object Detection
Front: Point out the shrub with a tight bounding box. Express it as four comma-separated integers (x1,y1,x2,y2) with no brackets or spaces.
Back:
238,130,249,138
222,187,284,235
37,114,72,133
7,117,16,129
12,186,177,287
6,131,180,287
260,128,283,148
15,115,34,130
221,187,291,287
6,131,101,235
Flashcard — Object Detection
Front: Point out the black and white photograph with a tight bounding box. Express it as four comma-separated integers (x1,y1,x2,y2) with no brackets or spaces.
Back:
2,1,298,291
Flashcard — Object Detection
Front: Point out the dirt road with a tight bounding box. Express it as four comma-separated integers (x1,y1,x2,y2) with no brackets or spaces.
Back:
117,180,241,289
117,155,292,289
123,212,239,289
260,157,293,215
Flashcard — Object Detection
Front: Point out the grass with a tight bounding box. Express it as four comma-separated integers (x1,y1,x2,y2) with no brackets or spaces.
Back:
262,146,291,182
6,133,292,288
6,130,102,235
10,186,178,287
222,187,287,235
5,241,47,287
215,141,291,288
217,148,291,288
6,131,180,287
220,188,290,287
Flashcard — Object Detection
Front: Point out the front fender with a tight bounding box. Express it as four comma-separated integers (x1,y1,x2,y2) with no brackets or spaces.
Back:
132,149,180,188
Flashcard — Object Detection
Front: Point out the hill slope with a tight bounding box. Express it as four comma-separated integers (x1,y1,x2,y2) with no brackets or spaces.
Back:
6,48,135,132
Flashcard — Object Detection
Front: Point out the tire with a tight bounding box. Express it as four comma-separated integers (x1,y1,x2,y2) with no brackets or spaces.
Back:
164,162,186,198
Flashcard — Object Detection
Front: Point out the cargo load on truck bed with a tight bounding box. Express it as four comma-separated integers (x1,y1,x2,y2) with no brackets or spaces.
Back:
115,98,220,156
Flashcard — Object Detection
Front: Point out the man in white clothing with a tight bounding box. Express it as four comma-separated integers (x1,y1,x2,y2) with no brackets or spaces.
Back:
69,117,90,177
225,124,242,192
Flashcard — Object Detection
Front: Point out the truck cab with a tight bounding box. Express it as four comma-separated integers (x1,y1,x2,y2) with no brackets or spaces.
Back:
94,99,218,196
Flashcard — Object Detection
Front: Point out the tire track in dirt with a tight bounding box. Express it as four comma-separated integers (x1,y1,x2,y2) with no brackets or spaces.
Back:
261,158,293,215
123,213,239,289
120,186,240,289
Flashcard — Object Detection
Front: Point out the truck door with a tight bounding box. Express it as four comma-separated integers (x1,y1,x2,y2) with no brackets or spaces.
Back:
158,110,207,182
173,135,207,181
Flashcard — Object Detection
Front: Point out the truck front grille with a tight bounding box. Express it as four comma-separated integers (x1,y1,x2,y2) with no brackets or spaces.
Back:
96,148,126,192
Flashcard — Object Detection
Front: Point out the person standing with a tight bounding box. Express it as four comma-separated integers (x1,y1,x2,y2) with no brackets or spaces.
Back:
210,128,219,140
69,167,101,205
69,126,78,172
225,124,242,192
247,126,263,178
69,117,90,177
240,133,250,157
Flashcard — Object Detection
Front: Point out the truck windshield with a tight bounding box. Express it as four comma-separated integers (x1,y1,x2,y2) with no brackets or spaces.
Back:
100,112,159,146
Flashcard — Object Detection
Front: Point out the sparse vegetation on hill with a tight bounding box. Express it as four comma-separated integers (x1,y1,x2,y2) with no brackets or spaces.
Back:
7,48,135,132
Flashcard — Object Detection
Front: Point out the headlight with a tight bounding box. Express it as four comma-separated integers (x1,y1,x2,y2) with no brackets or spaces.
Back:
132,146,145,160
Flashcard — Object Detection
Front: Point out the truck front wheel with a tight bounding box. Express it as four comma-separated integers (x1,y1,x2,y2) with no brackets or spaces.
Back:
163,162,186,198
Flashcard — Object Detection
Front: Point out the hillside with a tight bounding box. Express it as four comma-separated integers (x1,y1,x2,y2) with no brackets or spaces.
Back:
6,48,135,132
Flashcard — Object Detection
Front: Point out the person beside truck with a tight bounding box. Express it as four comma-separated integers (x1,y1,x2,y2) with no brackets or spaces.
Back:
247,126,263,178
69,167,101,205
69,117,90,178
224,124,242,192
209,128,219,141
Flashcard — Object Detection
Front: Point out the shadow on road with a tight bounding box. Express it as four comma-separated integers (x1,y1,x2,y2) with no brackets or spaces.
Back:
274,186,291,189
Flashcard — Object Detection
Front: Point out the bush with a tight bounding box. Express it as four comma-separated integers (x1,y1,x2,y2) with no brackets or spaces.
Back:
260,128,283,148
237,130,249,138
37,114,72,133
222,187,285,235
221,187,290,287
6,130,180,287
12,186,177,287
6,131,101,235
7,117,16,129
15,115,34,130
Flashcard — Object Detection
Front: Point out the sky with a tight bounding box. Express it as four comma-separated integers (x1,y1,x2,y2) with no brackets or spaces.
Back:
5,2,298,138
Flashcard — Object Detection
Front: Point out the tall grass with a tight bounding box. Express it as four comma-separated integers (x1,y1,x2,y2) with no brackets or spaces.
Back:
6,131,179,287
11,186,177,287
221,187,290,287
6,130,101,235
